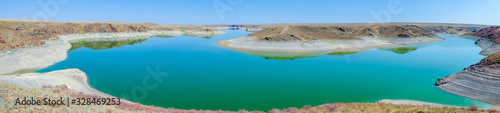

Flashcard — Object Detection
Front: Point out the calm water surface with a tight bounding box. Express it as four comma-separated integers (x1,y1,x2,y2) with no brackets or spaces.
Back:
38,30,490,111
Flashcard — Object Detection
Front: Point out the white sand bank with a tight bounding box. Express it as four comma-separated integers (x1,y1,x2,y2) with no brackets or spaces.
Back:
216,36,444,53
0,69,111,97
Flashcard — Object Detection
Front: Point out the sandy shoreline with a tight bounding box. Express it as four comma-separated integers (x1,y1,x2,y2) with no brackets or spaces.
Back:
0,39,71,75
216,36,444,53
376,99,459,108
0,69,112,97
457,35,500,55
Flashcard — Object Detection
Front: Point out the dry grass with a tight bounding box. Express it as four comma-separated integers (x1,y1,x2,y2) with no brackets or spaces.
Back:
271,103,499,113
485,52,500,63
248,25,436,42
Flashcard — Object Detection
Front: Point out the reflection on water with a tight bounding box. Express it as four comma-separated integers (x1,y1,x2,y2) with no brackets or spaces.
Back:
386,47,419,54
235,43,425,60
239,51,364,60
69,39,148,51
237,46,419,60
239,51,329,60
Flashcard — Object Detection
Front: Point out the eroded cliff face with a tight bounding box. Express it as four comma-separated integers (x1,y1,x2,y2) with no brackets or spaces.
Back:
472,26,500,44
248,25,436,42
0,19,214,50
436,52,500,106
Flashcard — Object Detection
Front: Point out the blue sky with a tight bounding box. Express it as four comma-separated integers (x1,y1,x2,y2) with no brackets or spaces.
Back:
1,0,499,25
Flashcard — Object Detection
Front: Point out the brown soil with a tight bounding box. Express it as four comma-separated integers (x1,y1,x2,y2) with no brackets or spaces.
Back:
473,26,500,43
485,52,500,63
248,25,436,41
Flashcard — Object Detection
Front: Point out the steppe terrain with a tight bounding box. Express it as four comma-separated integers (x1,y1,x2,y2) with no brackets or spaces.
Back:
2,19,500,112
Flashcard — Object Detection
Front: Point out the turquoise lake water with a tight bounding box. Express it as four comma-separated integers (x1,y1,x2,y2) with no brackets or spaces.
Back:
38,30,490,111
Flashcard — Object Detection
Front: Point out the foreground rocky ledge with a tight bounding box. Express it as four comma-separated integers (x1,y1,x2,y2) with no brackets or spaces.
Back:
436,53,500,110
0,69,107,96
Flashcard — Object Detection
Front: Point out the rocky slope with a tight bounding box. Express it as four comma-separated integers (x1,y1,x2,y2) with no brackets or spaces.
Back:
436,52,500,109
472,26,500,43
418,25,483,34
0,19,216,50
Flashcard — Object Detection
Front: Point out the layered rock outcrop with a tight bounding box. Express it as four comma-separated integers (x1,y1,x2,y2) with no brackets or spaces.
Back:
436,53,500,108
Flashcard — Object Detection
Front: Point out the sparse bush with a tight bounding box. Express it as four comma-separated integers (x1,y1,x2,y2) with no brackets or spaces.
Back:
252,110,263,113
237,109,250,113
268,108,282,113
324,104,340,112
487,109,499,113
301,105,311,110
285,107,299,113
467,106,479,111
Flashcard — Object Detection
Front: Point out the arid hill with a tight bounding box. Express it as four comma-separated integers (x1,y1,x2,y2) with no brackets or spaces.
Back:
419,25,482,34
0,19,215,50
205,23,488,34
248,25,436,41
472,26,500,43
